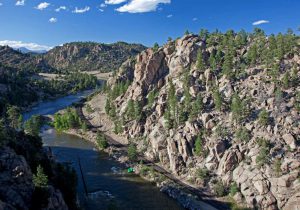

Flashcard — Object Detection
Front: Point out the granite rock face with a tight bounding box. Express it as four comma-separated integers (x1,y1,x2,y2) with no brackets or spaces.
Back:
106,34,300,209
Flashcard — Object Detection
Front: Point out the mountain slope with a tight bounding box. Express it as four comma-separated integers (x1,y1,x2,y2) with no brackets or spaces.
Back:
0,45,53,72
105,31,300,210
43,42,146,72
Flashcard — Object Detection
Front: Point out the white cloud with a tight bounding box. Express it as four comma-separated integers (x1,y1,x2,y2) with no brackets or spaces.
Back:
49,17,57,23
35,2,50,10
116,0,171,13
16,0,25,6
167,14,172,18
55,6,66,12
100,3,107,8
0,40,52,51
105,0,127,5
192,17,198,21
99,9,104,12
252,20,269,26
72,6,90,13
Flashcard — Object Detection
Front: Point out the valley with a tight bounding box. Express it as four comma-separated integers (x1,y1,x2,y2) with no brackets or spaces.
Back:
0,29,300,210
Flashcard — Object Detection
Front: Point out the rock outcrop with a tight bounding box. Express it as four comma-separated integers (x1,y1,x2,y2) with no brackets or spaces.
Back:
106,33,300,209
0,144,70,210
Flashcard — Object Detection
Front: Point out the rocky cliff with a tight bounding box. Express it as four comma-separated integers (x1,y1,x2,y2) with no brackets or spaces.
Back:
0,130,76,210
106,32,300,209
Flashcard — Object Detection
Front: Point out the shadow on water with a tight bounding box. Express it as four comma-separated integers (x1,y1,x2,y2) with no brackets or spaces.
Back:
41,127,184,210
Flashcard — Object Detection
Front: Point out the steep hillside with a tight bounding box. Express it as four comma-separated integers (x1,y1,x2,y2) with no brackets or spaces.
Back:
105,30,300,210
43,42,146,72
0,46,53,72
0,127,77,210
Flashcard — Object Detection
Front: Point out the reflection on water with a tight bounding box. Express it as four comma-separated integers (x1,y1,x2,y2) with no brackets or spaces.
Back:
41,127,183,210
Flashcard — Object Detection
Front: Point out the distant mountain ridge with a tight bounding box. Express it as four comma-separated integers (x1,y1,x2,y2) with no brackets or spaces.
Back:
0,41,146,73
43,41,146,72
16,47,47,54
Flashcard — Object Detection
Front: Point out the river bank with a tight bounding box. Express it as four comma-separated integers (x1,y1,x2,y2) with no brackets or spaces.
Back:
51,92,226,210
25,89,185,210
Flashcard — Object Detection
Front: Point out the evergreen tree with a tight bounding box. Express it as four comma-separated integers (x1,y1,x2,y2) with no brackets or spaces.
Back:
231,93,244,122
196,50,205,71
213,90,223,111
81,122,88,132
33,165,48,188
189,94,203,121
222,49,234,79
194,135,203,156
199,29,209,40
128,143,138,161
178,105,188,125
247,44,258,66
153,42,159,52
134,100,142,121
126,99,135,120
109,103,117,119
6,106,22,129
96,132,108,149
25,115,42,136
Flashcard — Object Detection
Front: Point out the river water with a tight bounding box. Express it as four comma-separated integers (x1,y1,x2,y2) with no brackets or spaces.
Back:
23,90,183,210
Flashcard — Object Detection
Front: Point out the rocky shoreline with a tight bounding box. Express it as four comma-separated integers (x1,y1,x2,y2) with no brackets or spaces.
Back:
52,119,220,210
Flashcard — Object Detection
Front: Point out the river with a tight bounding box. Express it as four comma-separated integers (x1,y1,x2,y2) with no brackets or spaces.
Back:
23,90,184,210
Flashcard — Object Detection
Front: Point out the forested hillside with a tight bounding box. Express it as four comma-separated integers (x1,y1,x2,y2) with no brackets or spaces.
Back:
42,42,146,73
105,28,300,210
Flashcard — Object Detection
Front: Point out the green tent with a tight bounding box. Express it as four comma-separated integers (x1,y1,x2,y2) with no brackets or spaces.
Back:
127,167,134,173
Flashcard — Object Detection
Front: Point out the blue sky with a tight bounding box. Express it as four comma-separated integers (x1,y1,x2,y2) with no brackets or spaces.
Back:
0,0,299,50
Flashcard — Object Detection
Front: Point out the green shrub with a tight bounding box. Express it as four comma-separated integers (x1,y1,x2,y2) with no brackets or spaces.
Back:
25,115,43,136
256,138,270,167
235,127,250,142
196,168,209,180
86,104,93,113
213,180,226,197
147,89,158,108
229,182,239,196
53,108,81,131
194,135,203,156
96,132,108,149
81,122,88,132
128,143,138,161
258,109,269,126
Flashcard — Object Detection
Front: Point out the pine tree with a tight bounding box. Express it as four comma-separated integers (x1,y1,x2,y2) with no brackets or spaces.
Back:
194,135,203,156
109,103,117,119
33,165,48,188
134,100,142,121
189,94,203,121
126,99,135,120
213,90,223,111
231,93,244,123
247,44,258,66
196,50,205,71
153,42,159,52
222,50,234,78
6,106,22,129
